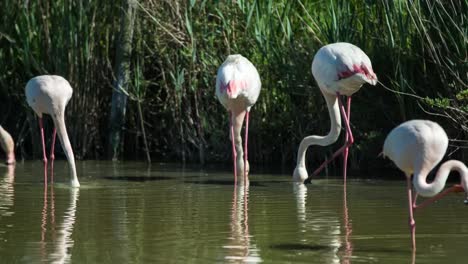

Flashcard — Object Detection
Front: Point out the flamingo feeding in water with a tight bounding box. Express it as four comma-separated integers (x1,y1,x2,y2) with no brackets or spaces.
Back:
383,119,468,249
293,42,377,184
216,55,261,182
25,75,80,187
0,126,15,165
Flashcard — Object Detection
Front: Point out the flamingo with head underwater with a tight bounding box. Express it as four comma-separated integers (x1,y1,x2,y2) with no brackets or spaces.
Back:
293,42,377,184
0,126,15,165
383,119,468,249
25,75,80,187
216,54,261,183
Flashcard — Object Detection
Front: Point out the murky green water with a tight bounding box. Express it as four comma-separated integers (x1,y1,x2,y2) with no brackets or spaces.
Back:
1,161,467,263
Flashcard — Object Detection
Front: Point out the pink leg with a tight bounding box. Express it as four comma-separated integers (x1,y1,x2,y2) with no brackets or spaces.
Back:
39,118,48,185
308,94,354,179
244,111,249,182
230,112,237,183
406,177,416,250
342,96,352,184
412,193,418,209
50,128,57,184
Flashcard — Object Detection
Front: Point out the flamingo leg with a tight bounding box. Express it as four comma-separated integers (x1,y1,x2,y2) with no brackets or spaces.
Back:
412,193,418,208
406,177,416,250
244,111,249,182
39,118,48,185
342,96,352,184
307,94,354,180
231,112,237,183
414,184,464,211
50,128,57,184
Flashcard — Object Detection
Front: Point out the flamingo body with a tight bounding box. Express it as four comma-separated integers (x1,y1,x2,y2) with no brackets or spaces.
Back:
383,119,468,197
216,55,261,112
216,55,261,181
383,119,468,249
383,120,448,184
294,42,377,183
26,76,73,118
25,75,80,187
0,126,15,165
312,42,377,96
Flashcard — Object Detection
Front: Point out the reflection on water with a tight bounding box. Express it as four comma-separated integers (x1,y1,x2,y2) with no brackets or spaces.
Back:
224,183,262,263
0,166,15,221
40,183,79,263
0,162,468,263
342,184,352,264
51,188,79,264
293,182,354,264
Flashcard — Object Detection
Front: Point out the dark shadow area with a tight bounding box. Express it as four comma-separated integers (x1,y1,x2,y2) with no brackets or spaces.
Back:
270,243,333,251
347,246,412,254
184,179,267,187
103,176,173,182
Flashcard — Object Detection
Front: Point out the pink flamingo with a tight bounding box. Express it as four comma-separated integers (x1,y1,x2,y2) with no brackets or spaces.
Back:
216,55,261,182
293,42,377,184
0,126,15,165
383,119,468,249
25,75,80,187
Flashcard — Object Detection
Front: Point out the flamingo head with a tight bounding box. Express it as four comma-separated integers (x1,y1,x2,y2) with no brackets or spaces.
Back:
293,165,309,183
352,64,377,86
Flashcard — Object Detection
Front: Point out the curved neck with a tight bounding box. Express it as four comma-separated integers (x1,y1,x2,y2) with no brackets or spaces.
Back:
0,126,15,163
413,160,468,197
53,112,79,185
296,92,341,167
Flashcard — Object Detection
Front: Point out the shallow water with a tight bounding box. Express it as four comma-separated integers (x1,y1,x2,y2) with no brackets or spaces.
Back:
0,161,467,263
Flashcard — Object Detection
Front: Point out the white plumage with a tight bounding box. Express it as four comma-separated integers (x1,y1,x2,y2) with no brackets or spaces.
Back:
383,119,468,249
216,54,261,112
0,126,15,164
383,119,468,197
312,42,377,96
294,42,377,183
25,75,80,187
216,54,261,181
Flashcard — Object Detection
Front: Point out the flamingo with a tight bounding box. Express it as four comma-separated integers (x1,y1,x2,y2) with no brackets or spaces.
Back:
216,55,261,182
293,42,377,183
0,126,15,165
25,75,80,187
383,119,468,249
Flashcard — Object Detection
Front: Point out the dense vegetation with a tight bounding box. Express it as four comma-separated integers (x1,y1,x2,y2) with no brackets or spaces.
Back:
0,0,466,175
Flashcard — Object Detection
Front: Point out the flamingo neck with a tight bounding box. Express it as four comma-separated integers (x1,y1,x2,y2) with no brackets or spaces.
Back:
296,92,341,167
53,112,80,187
0,126,15,164
413,160,468,198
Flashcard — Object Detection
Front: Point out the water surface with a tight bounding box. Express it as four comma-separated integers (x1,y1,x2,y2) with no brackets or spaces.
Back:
1,161,467,263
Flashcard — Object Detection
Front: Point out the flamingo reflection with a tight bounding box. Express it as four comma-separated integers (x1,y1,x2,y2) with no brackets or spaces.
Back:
341,184,352,264
224,183,261,263
41,186,79,263
0,165,15,217
293,183,353,263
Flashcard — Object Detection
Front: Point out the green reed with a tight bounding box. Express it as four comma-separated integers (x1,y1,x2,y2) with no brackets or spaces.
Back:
0,0,465,171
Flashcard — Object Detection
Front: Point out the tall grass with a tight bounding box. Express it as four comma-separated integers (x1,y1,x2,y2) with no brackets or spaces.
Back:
0,0,466,172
